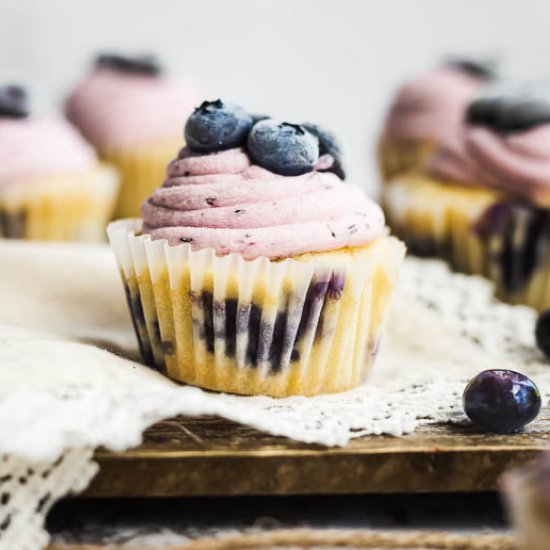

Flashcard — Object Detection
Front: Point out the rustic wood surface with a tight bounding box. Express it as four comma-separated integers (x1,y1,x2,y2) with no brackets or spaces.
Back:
84,408,550,497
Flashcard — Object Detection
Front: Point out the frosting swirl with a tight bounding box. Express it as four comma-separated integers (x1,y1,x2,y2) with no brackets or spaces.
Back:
65,68,202,150
0,116,96,188
142,148,385,259
428,126,550,205
383,68,486,141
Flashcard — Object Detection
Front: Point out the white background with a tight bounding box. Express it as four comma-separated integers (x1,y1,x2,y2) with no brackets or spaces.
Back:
0,0,547,194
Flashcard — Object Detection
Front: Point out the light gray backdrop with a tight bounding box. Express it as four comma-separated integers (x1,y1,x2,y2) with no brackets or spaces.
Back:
0,0,545,194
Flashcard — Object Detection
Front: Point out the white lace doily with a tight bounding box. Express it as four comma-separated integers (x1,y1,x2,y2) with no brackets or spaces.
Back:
0,243,549,549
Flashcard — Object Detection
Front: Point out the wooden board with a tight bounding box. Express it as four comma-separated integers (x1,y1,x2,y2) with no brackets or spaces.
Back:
84,408,550,497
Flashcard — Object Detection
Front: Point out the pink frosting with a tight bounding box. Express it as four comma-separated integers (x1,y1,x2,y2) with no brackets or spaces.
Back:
65,68,202,150
142,148,385,259
0,116,96,188
383,68,485,140
428,126,550,204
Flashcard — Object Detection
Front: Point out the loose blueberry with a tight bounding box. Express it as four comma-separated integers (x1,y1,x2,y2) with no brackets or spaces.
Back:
302,122,345,179
445,56,497,80
463,370,541,434
96,53,161,76
0,85,28,119
247,120,319,176
185,99,253,153
536,310,550,358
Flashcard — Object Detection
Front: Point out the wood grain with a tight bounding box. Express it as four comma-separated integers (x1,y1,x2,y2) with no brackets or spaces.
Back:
85,410,550,497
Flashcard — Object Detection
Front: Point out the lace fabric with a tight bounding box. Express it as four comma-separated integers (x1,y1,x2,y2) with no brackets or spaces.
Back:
0,240,549,549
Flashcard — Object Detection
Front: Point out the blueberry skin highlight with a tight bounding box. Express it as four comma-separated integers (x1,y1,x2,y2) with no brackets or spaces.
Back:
248,120,319,176
0,85,28,119
463,370,541,434
185,99,253,153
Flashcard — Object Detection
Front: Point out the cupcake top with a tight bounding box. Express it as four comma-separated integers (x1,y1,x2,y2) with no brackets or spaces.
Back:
382,58,495,141
142,99,385,260
428,83,550,206
65,53,202,151
0,85,96,188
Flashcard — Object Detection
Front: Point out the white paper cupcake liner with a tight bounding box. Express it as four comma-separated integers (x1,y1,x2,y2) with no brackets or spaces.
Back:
0,165,118,241
108,219,404,397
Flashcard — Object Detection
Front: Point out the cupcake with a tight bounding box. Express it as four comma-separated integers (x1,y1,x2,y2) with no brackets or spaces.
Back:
502,453,550,550
378,58,495,183
383,84,550,310
65,53,202,219
108,100,404,397
0,85,118,241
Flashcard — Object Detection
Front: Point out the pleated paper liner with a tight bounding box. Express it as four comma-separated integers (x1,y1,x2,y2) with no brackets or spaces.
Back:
102,138,181,219
377,136,438,183
0,165,118,241
383,174,550,311
108,219,405,397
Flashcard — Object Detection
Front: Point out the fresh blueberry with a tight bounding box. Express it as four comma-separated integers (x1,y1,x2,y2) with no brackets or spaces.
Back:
0,85,28,119
185,99,253,153
463,370,541,433
302,122,345,179
536,310,550,358
251,114,270,125
247,120,319,176
467,82,550,132
445,56,497,80
96,53,161,76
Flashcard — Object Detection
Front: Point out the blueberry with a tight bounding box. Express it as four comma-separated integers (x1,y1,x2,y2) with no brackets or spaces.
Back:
247,120,319,176
0,85,28,119
251,114,269,125
185,99,253,153
463,370,541,433
302,122,345,179
467,82,550,132
536,310,550,358
444,56,497,80
96,53,161,76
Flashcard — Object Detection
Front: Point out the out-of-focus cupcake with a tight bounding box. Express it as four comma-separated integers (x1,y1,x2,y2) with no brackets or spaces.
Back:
502,453,550,550
65,53,202,219
0,85,118,241
378,58,496,183
383,84,550,310
108,99,404,397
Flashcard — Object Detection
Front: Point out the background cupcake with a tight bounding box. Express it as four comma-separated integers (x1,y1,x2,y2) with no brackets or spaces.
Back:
378,57,496,183
0,85,118,241
109,99,404,397
383,84,550,310
65,53,202,219
502,453,550,550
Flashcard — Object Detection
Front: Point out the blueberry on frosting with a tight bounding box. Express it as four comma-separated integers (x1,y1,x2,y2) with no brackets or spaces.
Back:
248,120,319,176
185,99,254,153
302,122,345,179
444,56,497,80
0,85,29,119
96,53,161,76
467,83,550,132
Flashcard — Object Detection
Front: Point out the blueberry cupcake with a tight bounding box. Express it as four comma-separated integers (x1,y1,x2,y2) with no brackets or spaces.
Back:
378,58,495,182
0,85,118,241
65,53,201,219
108,100,404,397
383,84,550,310
502,454,550,550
